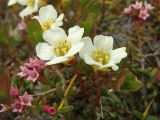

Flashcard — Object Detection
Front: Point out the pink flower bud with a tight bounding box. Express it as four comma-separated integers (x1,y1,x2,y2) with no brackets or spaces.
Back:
43,105,57,116
132,1,142,10
10,86,19,96
144,2,154,10
124,5,133,15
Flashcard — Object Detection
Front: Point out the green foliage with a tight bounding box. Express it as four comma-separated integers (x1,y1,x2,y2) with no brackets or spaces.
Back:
121,71,144,92
26,19,43,44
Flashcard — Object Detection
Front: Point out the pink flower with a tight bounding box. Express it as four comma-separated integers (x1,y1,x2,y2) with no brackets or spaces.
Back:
12,100,23,113
18,58,46,82
10,86,19,96
19,92,33,106
124,5,133,14
17,20,26,31
25,58,46,70
132,1,142,10
18,66,39,82
145,2,154,10
44,105,57,116
0,104,7,113
26,68,39,82
139,9,150,20
18,66,29,77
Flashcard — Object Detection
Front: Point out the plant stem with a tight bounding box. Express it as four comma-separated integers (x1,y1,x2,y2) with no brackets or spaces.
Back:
58,74,77,110
31,88,56,97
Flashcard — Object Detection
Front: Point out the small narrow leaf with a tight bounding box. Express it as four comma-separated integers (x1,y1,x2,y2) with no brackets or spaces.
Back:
120,71,144,92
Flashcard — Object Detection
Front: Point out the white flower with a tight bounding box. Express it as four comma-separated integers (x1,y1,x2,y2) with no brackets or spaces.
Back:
19,0,40,18
79,35,127,71
36,26,84,65
33,5,64,31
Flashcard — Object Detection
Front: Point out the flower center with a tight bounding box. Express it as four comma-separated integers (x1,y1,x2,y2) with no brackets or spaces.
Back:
22,98,28,104
92,49,110,65
54,40,71,56
16,103,21,109
41,20,54,30
27,0,35,7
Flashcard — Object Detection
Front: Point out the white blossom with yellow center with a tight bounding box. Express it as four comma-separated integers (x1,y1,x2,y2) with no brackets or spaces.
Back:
36,26,84,65
33,5,64,31
79,35,127,71
8,0,40,18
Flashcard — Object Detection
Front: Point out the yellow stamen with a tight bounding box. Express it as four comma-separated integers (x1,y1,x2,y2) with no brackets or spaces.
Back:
27,0,35,7
54,40,71,56
92,49,110,65
41,20,54,30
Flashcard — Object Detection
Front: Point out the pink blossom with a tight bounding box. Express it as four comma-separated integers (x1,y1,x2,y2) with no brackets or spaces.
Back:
25,58,46,70
132,1,142,10
17,20,26,31
0,104,7,113
19,92,33,106
18,58,46,82
26,68,39,82
139,9,150,20
12,100,23,113
18,66,39,82
44,105,57,116
18,66,29,77
145,2,154,10
10,86,19,96
124,5,133,14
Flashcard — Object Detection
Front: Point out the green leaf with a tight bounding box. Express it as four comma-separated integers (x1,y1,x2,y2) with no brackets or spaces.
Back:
145,116,159,120
26,19,43,44
58,105,74,114
133,110,143,120
120,71,144,92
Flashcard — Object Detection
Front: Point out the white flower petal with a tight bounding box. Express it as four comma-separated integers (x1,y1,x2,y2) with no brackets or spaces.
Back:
79,37,95,59
18,0,27,5
8,0,17,6
56,13,64,21
33,0,39,11
84,55,103,68
19,6,34,18
51,13,64,28
67,26,84,45
93,35,113,52
36,42,54,60
112,65,119,71
109,47,127,64
38,5,57,24
66,42,84,57
46,56,68,65
43,28,67,45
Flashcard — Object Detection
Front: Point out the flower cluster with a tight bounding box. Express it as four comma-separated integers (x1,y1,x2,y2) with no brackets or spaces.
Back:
18,58,46,82
33,5,127,71
124,1,154,20
43,105,57,116
8,1,127,71
7,0,129,117
10,86,33,113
